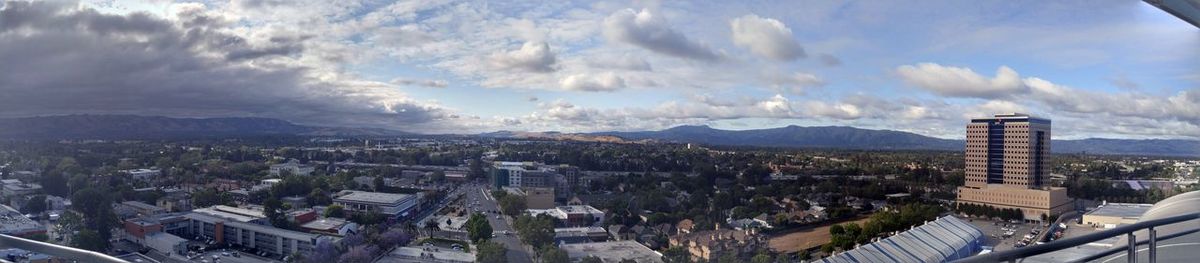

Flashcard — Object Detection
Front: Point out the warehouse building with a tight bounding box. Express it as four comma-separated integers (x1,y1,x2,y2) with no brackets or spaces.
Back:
818,216,984,263
1080,202,1154,229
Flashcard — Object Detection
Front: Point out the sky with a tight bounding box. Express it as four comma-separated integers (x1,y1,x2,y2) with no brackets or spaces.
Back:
0,0,1197,139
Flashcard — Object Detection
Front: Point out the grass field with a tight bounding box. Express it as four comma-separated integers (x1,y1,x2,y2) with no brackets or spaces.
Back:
768,217,873,253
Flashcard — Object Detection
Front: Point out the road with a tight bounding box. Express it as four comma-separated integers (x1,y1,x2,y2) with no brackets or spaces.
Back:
463,182,533,263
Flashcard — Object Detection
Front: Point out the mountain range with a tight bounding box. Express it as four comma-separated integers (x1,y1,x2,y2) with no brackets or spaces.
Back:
590,125,1200,157
1,115,1197,156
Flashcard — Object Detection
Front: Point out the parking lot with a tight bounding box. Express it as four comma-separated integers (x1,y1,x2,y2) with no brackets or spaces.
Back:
960,216,1041,251
187,249,277,263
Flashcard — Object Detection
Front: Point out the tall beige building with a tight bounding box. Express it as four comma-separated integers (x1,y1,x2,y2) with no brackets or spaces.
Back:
957,113,1072,221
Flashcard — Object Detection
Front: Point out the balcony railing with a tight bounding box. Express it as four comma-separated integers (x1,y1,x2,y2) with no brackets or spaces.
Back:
0,234,129,263
953,212,1200,263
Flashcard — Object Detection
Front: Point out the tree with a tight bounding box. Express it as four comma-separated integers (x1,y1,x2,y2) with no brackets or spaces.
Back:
41,172,68,197
717,253,738,263
71,187,116,252
466,213,493,243
476,241,507,263
374,175,386,191
513,214,555,248
540,246,570,263
751,252,773,263
338,245,377,263
22,195,47,214
498,195,526,216
307,188,332,207
264,197,289,228
74,229,108,252
324,205,346,218
469,159,485,180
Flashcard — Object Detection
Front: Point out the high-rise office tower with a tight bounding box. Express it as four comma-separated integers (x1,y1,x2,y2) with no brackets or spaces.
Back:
957,113,1071,221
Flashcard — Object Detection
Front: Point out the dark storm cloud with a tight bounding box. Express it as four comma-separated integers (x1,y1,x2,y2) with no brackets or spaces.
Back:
0,1,448,129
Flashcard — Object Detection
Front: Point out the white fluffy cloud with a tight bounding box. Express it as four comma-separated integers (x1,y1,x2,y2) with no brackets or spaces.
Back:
489,41,558,73
896,63,1026,98
730,15,806,61
560,73,627,92
603,8,722,61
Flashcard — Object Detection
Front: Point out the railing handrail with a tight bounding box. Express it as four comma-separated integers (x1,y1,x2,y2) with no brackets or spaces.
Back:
0,234,129,263
954,212,1200,263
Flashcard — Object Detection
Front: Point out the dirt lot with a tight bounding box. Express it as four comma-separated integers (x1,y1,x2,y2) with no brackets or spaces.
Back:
768,217,872,253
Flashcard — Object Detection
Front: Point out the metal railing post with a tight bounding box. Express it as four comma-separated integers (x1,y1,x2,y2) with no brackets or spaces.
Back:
1127,232,1137,263
1148,227,1156,263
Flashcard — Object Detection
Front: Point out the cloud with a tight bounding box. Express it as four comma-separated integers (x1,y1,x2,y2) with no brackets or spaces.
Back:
771,72,826,95
587,53,653,71
489,41,558,73
0,1,453,131
730,15,806,61
818,53,841,66
390,77,449,88
560,73,627,92
526,96,539,102
896,63,1026,98
603,8,722,61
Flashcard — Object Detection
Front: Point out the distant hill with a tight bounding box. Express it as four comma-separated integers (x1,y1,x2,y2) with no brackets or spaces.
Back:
582,125,1200,157
590,125,962,150
0,115,410,139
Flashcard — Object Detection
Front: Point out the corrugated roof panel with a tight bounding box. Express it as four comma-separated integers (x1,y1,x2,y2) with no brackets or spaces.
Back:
818,216,985,263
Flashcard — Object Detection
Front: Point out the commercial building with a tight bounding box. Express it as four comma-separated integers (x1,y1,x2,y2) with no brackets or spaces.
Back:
182,212,330,258
817,216,984,263
0,204,43,237
123,217,188,256
1081,202,1154,228
270,159,315,176
299,217,359,236
333,190,420,219
956,113,1072,221
554,226,609,244
504,187,554,209
527,205,605,227
0,180,41,198
120,201,167,218
193,205,268,225
559,240,663,263
121,168,162,181
377,246,474,263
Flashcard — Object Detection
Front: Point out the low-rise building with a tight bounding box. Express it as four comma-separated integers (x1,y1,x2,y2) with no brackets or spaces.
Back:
121,201,167,218
668,229,763,262
554,226,608,244
1081,202,1154,228
182,212,330,258
0,204,43,237
559,240,663,263
121,168,162,181
378,246,474,263
526,205,605,227
270,159,315,176
300,217,359,236
0,180,41,198
193,205,268,225
333,190,420,219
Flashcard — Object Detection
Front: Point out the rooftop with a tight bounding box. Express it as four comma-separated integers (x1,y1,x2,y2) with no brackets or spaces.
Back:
300,218,352,231
559,240,663,263
380,246,474,263
0,205,42,235
183,212,322,241
192,205,265,223
818,216,984,263
1084,203,1154,219
334,190,414,205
